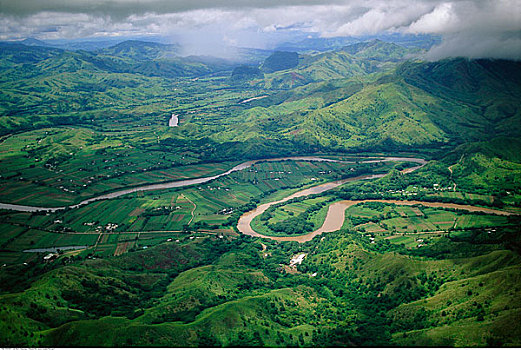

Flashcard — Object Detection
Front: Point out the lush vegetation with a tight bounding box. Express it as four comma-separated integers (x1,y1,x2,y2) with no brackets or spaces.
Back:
1,210,520,346
0,37,520,347
261,51,299,73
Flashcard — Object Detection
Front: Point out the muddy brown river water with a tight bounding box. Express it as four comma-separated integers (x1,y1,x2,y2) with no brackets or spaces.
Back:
237,199,516,243
236,159,517,242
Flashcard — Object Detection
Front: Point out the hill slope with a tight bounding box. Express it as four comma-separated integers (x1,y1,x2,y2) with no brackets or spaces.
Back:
222,57,521,153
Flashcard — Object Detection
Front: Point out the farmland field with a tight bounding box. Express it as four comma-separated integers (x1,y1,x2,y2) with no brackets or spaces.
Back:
0,158,398,264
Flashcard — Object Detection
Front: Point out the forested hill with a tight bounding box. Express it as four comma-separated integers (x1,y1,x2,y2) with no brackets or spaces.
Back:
1,39,520,156
215,57,521,155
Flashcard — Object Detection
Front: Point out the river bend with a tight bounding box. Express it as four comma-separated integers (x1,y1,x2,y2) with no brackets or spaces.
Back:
0,156,425,212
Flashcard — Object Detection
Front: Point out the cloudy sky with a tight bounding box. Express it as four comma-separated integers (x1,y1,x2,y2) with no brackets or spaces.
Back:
0,0,520,59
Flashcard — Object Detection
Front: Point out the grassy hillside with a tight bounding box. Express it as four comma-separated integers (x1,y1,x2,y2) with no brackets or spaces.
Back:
340,39,415,61
215,55,521,154
398,59,521,141
2,40,519,156
437,137,521,204
3,220,519,347
261,51,299,73
296,81,449,149
391,251,521,346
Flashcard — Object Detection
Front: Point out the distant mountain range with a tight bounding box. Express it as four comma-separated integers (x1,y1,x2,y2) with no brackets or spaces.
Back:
275,33,440,53
1,38,520,156
3,37,171,51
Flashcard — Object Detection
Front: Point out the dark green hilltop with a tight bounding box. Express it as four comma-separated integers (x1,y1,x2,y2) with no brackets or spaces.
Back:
0,37,520,347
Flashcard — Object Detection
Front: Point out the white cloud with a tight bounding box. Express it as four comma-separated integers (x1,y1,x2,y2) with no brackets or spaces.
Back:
425,32,521,60
408,2,454,34
0,0,520,60
321,1,435,37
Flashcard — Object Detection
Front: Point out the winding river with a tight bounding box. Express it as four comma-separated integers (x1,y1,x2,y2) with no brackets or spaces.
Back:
2,154,509,244
0,156,425,212
238,199,517,243
237,162,518,243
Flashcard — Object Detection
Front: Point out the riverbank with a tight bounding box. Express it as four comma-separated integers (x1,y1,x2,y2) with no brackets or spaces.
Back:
0,155,425,212
236,157,518,243
237,199,518,243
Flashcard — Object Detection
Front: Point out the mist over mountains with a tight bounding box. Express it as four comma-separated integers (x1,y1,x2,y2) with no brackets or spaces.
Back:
1,0,520,60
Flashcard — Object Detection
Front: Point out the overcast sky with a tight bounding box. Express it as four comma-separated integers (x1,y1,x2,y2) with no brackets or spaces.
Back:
0,0,520,59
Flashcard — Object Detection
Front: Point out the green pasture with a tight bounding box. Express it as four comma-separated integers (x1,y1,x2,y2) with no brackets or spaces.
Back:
0,127,241,205
356,221,386,233
396,206,423,217
346,203,395,218
0,223,26,247
387,234,433,249
454,214,508,229
429,191,495,205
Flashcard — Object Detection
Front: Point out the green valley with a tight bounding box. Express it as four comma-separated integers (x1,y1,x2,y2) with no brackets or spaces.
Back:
0,32,520,348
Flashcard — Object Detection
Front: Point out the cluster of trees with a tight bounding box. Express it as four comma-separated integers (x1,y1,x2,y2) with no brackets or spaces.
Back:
260,200,329,235
269,216,314,235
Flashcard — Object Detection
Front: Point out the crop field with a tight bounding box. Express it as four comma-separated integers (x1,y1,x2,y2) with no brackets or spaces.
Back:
142,213,188,232
0,158,373,264
429,191,495,205
93,243,117,257
454,214,508,229
346,204,394,218
4,229,59,251
356,221,386,233
418,208,455,230
386,233,436,249
52,234,98,247
114,241,134,256
338,202,512,236
0,223,26,247
1,250,49,265
138,233,184,246
0,126,242,205
269,197,328,223
396,206,423,217
383,216,440,232
188,187,239,214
